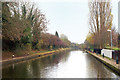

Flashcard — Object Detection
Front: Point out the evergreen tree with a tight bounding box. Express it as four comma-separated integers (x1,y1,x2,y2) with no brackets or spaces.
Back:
55,31,59,38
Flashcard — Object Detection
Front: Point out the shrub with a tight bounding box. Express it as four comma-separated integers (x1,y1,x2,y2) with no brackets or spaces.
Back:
14,43,31,56
24,43,31,52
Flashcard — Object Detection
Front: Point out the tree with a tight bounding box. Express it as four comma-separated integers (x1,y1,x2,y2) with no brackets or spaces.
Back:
2,2,25,51
41,33,66,49
79,43,86,49
2,2,23,41
2,2,48,51
55,31,59,38
88,1,113,48
111,27,118,47
118,34,120,48
19,3,48,46
84,32,94,48
71,43,80,49
60,34,71,47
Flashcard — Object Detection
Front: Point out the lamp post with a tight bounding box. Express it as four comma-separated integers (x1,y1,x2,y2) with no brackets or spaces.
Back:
107,29,112,49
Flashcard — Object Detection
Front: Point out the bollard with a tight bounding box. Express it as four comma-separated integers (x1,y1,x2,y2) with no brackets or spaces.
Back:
12,54,15,58
116,56,119,64
96,51,98,55
102,53,104,58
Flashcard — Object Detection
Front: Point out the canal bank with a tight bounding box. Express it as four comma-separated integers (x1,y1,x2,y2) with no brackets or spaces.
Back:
86,50,120,75
2,50,120,78
1,48,70,66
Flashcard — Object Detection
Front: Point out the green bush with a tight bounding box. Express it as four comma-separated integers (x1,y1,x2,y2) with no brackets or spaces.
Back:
14,43,32,56
24,43,31,52
14,44,25,56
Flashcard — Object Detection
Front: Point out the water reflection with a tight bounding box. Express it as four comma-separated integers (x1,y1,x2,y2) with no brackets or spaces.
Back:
2,50,120,78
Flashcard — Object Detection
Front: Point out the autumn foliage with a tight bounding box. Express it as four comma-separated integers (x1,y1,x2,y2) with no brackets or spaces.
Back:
85,1,119,49
2,2,69,56
41,33,66,49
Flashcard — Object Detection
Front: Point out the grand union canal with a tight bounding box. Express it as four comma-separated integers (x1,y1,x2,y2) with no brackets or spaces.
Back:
2,50,120,78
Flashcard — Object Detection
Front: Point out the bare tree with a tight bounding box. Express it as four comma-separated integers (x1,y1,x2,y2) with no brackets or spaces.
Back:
88,0,113,48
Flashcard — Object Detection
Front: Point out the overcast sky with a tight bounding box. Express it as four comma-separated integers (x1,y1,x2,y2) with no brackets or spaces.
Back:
32,0,119,44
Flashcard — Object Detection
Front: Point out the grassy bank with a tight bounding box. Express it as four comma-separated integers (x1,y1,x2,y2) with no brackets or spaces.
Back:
2,48,68,60
105,46,120,50
2,50,49,60
1,48,70,66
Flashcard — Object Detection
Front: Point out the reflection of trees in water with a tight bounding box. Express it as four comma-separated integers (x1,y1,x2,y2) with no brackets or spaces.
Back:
29,60,42,77
87,55,116,78
2,50,71,78
26,61,34,77
3,61,30,78
25,50,71,78
60,51,71,62
39,51,71,66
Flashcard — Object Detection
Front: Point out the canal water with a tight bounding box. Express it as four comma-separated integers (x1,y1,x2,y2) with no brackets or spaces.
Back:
2,50,120,78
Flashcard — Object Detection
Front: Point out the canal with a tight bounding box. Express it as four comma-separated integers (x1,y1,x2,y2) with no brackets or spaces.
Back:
2,50,120,78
